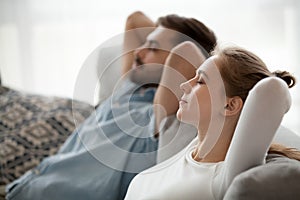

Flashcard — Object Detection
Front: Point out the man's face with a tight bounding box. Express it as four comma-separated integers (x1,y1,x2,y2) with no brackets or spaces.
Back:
129,27,179,85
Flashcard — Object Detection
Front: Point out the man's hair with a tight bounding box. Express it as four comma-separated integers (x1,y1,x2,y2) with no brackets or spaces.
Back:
157,14,217,56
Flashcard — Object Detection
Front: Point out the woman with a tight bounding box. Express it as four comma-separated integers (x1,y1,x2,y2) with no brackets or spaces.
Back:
125,46,298,199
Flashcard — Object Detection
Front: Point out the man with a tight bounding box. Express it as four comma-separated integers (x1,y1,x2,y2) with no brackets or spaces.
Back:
6,11,217,200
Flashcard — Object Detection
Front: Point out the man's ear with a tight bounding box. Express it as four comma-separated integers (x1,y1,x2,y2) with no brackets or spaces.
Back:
224,96,243,116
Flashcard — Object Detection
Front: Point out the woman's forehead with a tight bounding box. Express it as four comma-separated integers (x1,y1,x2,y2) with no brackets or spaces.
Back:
197,55,226,97
196,56,219,76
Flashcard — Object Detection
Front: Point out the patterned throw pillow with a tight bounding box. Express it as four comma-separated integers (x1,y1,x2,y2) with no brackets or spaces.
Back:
0,86,93,185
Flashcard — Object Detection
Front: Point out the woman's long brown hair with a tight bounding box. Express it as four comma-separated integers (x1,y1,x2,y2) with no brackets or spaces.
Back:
214,46,300,161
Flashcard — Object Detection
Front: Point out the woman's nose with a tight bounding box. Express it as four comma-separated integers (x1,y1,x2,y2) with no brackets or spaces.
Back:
180,79,193,93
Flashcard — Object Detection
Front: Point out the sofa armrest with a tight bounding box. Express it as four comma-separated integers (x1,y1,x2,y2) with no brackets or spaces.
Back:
223,154,300,200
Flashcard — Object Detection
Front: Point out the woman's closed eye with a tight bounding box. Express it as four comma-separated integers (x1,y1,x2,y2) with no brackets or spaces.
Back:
147,41,159,51
148,44,158,51
148,47,158,51
197,77,206,85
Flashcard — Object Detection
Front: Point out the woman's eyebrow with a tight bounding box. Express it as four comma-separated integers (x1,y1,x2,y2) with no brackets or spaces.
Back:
197,69,209,80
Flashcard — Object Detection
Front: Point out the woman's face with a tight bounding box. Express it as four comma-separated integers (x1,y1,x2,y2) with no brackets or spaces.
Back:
177,56,226,133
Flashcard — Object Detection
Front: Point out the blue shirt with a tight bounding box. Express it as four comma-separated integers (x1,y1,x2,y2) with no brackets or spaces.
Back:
6,79,158,200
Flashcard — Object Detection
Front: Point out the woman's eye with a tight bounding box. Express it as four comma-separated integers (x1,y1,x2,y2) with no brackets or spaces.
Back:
197,78,206,85
148,45,158,51
148,43,159,51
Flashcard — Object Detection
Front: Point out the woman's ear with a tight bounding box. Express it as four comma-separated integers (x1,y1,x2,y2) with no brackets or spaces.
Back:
224,96,243,116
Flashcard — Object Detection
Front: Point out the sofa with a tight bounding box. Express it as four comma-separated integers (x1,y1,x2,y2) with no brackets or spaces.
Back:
1,44,300,199
224,126,300,199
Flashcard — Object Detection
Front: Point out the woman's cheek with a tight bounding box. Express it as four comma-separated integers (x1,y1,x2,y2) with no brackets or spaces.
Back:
190,96,200,116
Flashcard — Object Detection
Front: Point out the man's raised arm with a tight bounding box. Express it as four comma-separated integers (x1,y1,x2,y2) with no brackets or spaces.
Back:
122,11,155,76
153,41,206,137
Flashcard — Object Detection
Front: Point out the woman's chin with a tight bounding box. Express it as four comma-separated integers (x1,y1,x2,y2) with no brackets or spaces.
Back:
176,111,189,124
176,110,183,121
176,110,198,128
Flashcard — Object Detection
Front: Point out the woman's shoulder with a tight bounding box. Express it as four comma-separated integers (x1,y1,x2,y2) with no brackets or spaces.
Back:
141,138,199,174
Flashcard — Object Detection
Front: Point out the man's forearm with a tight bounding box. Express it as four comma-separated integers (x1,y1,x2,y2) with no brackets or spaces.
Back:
154,42,206,136
122,11,155,76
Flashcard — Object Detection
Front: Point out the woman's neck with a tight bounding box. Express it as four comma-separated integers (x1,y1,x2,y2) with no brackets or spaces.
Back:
193,121,235,163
